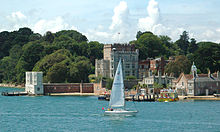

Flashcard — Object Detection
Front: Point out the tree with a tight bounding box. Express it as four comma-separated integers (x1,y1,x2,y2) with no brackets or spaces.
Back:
165,55,191,77
188,38,198,53
68,56,93,83
44,31,54,43
159,35,177,58
192,42,220,73
55,30,87,42
136,32,165,59
175,31,189,55
87,41,103,65
106,78,113,90
46,63,68,83
33,49,71,78
136,31,153,40
0,57,17,82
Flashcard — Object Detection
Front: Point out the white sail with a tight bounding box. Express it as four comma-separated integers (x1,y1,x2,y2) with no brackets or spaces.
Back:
109,59,125,108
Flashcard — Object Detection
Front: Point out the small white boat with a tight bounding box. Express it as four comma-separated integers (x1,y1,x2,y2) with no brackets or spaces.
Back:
104,59,138,115
104,109,138,115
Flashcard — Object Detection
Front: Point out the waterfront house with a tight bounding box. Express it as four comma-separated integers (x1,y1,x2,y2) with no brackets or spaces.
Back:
174,63,220,96
140,70,175,88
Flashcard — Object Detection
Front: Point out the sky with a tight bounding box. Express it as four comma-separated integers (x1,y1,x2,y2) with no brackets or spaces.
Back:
1,0,220,43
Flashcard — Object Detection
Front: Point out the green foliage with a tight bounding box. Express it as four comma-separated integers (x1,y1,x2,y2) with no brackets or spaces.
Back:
106,78,113,90
136,31,153,40
136,32,165,59
88,74,102,83
46,63,68,83
175,31,190,55
125,75,137,80
33,49,69,71
165,55,191,77
188,38,198,53
0,27,34,59
55,30,87,42
192,42,220,73
0,27,218,84
68,56,93,83
153,82,163,89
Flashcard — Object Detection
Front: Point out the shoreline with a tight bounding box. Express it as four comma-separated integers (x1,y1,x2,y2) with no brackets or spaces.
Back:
0,84,25,89
179,95,220,101
48,93,97,96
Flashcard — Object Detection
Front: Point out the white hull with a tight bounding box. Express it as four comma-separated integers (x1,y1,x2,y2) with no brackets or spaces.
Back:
104,110,138,115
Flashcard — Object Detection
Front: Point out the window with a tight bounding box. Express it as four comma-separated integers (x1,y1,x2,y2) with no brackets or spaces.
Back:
125,71,130,76
37,87,40,91
132,64,135,69
188,89,193,94
125,63,130,68
182,82,184,86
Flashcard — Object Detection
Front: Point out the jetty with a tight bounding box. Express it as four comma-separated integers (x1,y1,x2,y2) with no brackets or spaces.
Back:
98,94,158,102
1,91,28,96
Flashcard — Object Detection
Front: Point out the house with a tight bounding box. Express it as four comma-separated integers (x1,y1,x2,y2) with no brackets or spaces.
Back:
138,57,166,79
174,63,220,96
140,70,175,88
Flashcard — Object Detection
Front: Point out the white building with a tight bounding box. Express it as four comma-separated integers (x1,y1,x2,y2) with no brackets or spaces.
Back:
25,72,44,95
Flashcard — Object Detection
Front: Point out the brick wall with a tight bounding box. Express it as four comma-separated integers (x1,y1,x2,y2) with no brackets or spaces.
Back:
43,83,94,94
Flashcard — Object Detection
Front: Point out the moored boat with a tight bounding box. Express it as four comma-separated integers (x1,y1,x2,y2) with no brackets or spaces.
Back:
157,89,179,102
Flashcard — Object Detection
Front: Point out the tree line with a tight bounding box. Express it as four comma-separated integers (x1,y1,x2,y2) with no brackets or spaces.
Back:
0,27,219,84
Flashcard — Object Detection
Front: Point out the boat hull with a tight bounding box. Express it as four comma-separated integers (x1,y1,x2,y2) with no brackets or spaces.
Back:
104,110,138,115
157,98,179,102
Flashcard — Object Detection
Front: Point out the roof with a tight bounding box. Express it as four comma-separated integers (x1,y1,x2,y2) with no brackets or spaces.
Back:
176,73,220,83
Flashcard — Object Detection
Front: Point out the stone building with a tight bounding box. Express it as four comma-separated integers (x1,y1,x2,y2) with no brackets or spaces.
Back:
173,63,220,96
95,44,139,79
140,70,174,88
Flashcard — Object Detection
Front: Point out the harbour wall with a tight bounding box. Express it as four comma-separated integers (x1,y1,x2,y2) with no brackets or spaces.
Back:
0,83,24,88
43,83,94,94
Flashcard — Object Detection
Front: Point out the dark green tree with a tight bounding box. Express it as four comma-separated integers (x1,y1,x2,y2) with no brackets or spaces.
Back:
136,31,153,40
188,38,198,53
46,63,68,83
165,55,191,77
136,32,165,59
175,31,190,55
192,42,220,73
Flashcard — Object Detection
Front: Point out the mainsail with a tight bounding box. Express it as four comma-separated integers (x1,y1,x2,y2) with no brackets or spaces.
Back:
109,59,125,108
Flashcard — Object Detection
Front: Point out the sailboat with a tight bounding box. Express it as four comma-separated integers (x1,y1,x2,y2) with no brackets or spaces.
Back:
104,59,138,115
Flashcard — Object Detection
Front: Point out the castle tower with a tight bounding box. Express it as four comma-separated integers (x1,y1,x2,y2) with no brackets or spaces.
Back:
25,72,44,95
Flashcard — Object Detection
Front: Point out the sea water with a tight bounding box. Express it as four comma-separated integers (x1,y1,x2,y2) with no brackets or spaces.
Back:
1,87,220,132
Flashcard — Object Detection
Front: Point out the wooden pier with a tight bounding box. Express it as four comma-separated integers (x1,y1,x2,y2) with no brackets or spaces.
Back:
1,91,28,96
98,94,159,102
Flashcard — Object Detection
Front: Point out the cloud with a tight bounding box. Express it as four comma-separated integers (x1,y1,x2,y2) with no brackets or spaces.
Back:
33,16,76,34
138,0,160,31
109,1,129,30
86,1,136,43
216,28,220,33
3,11,78,35
6,11,27,22
200,30,220,43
